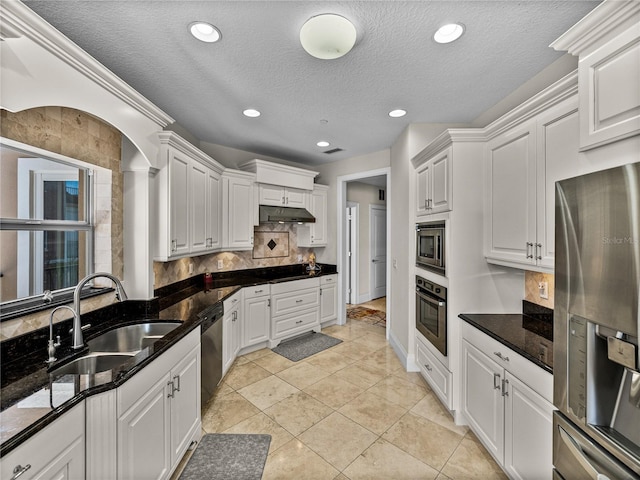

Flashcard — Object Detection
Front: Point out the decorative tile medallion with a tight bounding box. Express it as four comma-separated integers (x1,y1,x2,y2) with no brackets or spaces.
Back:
253,231,289,259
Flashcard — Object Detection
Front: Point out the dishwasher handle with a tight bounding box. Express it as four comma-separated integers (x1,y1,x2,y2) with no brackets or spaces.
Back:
558,426,611,480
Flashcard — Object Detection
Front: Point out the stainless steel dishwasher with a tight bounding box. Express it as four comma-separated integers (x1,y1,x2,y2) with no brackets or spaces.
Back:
198,302,224,406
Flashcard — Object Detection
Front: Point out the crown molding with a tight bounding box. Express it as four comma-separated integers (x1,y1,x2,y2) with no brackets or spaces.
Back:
157,131,224,173
1,0,174,127
550,0,640,55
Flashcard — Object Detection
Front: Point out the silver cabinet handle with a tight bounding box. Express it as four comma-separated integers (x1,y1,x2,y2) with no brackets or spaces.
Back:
167,380,175,398
255,289,263,294
206,237,212,247
501,378,509,397
494,373,501,389
424,364,432,372
526,242,534,259
173,374,180,392
11,465,31,480
282,196,285,204
295,320,303,324
267,299,271,307
296,299,303,303
536,243,542,260
494,351,509,362
424,199,428,209
171,239,177,252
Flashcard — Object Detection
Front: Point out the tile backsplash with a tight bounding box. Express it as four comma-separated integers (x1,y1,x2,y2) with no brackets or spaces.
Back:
524,271,554,309
153,223,315,289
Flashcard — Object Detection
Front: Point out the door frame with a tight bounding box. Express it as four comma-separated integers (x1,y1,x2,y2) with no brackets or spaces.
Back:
346,202,358,305
336,167,390,337
369,205,386,301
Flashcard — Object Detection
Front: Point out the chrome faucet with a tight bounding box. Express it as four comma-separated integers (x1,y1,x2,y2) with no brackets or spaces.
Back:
71,272,128,350
46,305,75,363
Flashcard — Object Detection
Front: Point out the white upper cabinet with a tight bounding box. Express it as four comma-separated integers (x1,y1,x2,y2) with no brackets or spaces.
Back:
259,184,307,208
551,1,640,151
155,132,224,261
222,170,255,250
414,146,452,216
298,184,329,247
484,82,580,272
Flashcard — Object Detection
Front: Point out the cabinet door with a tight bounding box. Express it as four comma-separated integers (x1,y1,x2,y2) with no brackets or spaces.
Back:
207,169,222,250
169,152,190,257
170,344,201,467
430,148,452,214
309,188,327,245
462,340,505,465
190,161,208,253
286,187,307,208
320,281,337,323
222,308,235,376
259,184,285,206
504,372,554,480
118,373,171,480
485,120,536,267
416,163,430,216
243,295,270,347
535,98,579,270
227,177,254,249
30,438,84,480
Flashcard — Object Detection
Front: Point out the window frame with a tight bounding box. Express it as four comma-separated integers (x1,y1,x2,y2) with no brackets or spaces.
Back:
0,137,95,307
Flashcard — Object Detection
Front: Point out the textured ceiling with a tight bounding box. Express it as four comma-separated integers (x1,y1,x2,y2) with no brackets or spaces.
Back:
24,1,599,166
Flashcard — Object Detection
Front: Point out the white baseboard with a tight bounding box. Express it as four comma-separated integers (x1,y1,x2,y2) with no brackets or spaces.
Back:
388,329,412,371
357,293,372,304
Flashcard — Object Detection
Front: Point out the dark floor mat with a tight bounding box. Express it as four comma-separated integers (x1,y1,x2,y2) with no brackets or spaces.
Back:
272,331,342,361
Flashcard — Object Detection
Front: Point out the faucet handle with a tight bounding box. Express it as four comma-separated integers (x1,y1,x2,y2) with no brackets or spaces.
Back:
43,290,53,303
54,335,61,347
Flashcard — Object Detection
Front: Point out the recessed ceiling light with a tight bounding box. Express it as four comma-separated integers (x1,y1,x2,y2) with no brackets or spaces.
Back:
317,141,330,147
300,14,357,60
389,109,407,118
243,109,261,118
434,23,465,44
189,22,221,43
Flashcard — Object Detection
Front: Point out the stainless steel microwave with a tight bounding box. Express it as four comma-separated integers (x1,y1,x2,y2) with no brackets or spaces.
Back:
416,222,445,274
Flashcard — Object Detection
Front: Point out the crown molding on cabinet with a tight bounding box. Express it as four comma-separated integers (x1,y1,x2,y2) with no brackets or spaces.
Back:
239,159,319,190
0,1,174,127
157,131,224,173
550,0,640,57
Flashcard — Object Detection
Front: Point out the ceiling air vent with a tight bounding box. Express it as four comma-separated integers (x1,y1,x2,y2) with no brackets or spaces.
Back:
323,148,344,154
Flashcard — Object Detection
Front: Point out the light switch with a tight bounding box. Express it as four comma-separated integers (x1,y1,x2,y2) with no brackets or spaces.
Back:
217,259,224,269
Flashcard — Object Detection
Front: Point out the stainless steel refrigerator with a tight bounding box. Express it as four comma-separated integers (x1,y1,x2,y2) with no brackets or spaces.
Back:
554,162,640,479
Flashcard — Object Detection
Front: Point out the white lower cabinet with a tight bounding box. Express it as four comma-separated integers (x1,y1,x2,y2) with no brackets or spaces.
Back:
0,403,85,480
319,274,337,323
117,328,201,480
461,322,554,479
222,293,241,376
416,333,453,410
242,286,270,348
270,277,320,347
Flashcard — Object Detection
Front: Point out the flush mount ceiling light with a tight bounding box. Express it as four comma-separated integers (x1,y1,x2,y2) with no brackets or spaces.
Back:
434,23,465,44
243,109,261,118
300,14,357,60
389,109,407,118
189,22,221,43
317,141,330,147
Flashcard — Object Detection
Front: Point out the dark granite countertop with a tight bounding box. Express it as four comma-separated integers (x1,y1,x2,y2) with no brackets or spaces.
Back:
459,301,554,374
0,264,337,456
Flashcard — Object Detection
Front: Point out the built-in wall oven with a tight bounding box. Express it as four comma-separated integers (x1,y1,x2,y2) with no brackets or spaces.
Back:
415,275,447,356
416,222,445,275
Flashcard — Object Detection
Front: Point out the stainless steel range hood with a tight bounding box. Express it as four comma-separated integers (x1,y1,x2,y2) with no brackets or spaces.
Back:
259,205,315,223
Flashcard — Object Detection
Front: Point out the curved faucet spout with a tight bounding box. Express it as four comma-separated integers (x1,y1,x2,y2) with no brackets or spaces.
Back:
46,305,76,363
72,272,128,349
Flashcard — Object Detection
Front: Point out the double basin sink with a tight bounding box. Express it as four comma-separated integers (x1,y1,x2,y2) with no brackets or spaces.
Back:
49,321,182,377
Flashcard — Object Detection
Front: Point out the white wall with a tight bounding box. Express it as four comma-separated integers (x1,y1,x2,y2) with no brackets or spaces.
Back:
346,182,386,299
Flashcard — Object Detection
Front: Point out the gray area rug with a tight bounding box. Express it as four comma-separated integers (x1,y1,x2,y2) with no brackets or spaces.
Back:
272,332,342,361
179,434,271,480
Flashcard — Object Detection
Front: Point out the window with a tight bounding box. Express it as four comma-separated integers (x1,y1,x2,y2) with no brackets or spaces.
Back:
1,141,94,303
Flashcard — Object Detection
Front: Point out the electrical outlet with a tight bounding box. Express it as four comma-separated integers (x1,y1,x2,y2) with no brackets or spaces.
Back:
538,281,549,299
297,254,303,262
188,263,194,274
217,259,224,270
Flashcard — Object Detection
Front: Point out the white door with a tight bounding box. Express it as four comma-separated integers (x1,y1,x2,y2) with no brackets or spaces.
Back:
369,205,386,300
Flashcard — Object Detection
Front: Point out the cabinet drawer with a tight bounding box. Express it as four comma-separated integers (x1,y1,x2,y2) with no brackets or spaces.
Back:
118,328,199,414
243,285,270,300
320,275,337,286
271,287,319,317
223,293,241,312
416,334,452,410
273,309,319,338
461,322,552,403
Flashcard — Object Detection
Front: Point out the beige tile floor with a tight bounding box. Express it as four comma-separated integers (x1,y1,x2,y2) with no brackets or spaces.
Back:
173,319,506,480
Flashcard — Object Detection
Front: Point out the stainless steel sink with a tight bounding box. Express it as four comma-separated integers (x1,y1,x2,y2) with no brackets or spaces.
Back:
50,353,135,376
87,321,182,353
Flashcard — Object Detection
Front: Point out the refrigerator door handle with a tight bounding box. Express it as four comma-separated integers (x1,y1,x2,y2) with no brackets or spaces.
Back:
558,426,611,480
